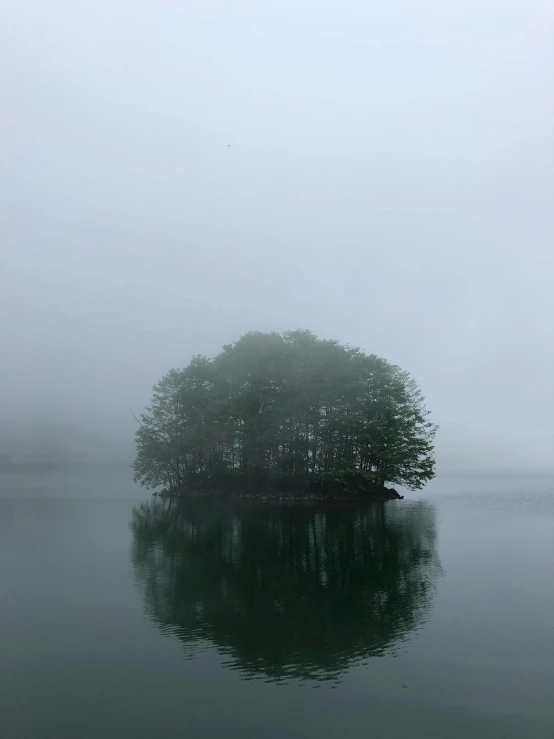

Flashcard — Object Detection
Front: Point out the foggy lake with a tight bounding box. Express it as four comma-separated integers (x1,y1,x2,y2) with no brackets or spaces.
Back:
2,1,552,737
1,472,553,739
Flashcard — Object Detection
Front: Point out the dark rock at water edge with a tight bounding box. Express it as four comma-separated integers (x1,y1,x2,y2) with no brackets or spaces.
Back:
154,486,404,502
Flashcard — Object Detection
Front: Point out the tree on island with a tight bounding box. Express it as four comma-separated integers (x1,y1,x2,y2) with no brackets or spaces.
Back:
132,330,437,497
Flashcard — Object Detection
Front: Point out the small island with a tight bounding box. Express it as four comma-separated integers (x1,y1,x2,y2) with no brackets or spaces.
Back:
132,330,437,501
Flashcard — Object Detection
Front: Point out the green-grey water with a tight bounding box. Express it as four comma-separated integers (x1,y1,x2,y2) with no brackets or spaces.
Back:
1,472,553,738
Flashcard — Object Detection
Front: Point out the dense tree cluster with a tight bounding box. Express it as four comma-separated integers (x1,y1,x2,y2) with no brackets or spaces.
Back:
132,330,437,495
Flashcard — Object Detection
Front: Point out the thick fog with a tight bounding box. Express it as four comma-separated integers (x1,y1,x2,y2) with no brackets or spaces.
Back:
1,1,552,472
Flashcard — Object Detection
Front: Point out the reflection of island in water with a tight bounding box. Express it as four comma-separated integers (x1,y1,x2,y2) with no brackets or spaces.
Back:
131,500,441,683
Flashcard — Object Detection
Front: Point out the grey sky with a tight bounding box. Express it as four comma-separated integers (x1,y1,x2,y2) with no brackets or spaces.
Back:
1,0,553,470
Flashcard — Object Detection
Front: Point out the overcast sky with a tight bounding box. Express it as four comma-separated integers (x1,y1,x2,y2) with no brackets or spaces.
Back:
1,0,553,470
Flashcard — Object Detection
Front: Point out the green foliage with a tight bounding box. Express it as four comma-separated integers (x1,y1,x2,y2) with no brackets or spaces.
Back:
132,331,437,494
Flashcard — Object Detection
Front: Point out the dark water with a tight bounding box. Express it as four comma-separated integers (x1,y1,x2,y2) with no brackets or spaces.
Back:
1,472,553,738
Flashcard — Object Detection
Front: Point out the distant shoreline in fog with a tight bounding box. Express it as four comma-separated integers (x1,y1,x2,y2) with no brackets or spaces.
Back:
0,462,551,481
0,460,133,473
435,468,554,479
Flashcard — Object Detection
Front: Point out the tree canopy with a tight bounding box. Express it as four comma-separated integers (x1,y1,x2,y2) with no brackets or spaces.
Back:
132,330,437,496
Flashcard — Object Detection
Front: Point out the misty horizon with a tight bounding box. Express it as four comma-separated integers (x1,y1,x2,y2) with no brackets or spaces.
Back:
1,1,553,476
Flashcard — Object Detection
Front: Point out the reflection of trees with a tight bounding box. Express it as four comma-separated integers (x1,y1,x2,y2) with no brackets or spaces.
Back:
131,500,440,682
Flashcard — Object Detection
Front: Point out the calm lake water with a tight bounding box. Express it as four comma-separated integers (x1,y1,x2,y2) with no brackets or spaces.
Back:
1,471,553,738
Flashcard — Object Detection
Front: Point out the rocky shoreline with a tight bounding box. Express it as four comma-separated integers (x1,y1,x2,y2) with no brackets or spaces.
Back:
152,486,404,502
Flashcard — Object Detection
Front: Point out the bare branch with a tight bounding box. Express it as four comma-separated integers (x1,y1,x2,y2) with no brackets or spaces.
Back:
130,409,143,428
